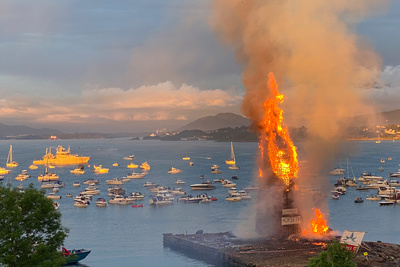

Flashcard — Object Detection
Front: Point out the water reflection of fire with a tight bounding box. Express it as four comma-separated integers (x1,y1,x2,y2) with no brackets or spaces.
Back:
258,72,298,186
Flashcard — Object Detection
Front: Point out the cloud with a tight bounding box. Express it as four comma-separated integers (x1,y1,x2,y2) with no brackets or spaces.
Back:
0,81,242,131
366,65,400,111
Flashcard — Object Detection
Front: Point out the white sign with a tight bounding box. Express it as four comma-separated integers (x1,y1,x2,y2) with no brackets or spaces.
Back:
340,230,365,246
282,208,298,215
281,216,301,225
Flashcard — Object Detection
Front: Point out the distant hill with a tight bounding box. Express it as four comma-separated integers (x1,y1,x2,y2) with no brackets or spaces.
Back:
352,108,400,126
0,123,61,138
177,113,250,131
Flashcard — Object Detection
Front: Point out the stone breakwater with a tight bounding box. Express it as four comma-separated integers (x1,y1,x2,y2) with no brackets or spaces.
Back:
163,232,400,267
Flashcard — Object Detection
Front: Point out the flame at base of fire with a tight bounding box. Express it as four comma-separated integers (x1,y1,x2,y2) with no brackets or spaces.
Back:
301,208,331,239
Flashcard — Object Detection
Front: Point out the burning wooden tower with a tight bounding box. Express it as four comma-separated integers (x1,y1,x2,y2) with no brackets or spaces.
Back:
255,73,301,238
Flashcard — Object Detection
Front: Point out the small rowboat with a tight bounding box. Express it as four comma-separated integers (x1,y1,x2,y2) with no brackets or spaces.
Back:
132,204,144,208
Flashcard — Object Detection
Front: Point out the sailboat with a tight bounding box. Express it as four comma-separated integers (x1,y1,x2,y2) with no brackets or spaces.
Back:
6,145,18,168
344,158,357,187
226,142,240,169
225,142,236,165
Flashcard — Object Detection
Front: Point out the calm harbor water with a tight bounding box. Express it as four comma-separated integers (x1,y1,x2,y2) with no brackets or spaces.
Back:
1,139,400,266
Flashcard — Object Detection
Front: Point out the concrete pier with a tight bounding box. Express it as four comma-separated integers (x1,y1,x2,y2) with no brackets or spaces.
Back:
163,232,400,266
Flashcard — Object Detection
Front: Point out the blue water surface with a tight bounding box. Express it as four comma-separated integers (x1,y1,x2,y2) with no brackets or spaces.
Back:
1,139,399,266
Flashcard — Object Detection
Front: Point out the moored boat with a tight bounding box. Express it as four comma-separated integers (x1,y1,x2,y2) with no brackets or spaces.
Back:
29,164,38,170
168,167,182,174
225,142,236,165
41,180,65,189
126,172,146,179
190,180,216,190
33,146,90,165
124,155,135,160
63,247,91,264
46,192,61,199
226,193,242,202
73,201,88,208
106,178,124,185
366,195,382,201
140,161,150,171
92,165,109,174
96,198,107,207
70,165,85,175
0,167,11,175
6,145,18,168
127,163,139,169
174,179,185,186
354,197,364,203
38,169,59,181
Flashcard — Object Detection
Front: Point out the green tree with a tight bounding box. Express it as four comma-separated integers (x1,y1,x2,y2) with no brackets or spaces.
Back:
0,184,68,266
307,240,357,267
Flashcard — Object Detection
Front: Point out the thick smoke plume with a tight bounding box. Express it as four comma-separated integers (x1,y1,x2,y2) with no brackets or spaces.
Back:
210,0,389,238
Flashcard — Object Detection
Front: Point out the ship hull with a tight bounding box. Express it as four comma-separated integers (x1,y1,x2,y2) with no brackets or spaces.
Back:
33,157,90,165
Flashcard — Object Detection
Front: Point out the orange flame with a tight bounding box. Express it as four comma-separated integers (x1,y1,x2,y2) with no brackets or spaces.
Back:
258,73,298,186
310,208,329,234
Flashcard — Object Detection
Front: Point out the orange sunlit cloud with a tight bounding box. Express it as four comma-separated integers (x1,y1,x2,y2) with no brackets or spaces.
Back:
0,82,242,126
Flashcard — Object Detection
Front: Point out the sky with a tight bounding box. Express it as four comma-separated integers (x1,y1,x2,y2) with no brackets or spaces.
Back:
0,0,399,133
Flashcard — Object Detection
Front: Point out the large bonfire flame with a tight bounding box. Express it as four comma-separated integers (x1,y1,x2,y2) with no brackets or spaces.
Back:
258,73,298,186
258,73,329,237
310,208,329,235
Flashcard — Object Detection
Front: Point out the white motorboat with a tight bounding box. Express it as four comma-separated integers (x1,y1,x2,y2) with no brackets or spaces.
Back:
143,181,156,188
228,165,240,170
366,195,382,201
81,185,100,195
178,193,211,203
109,195,133,205
74,195,91,204
41,180,65,189
170,188,186,196
129,192,145,200
92,165,109,174
379,200,395,206
174,179,185,186
70,165,85,175
167,167,182,174
53,201,59,210
332,192,339,200
83,179,100,185
126,172,146,179
222,180,236,188
190,181,216,190
378,186,397,196
390,170,400,177
149,195,173,206
46,192,61,200
124,155,135,160
155,190,174,201
74,201,88,208
96,198,107,207
237,190,251,200
106,178,124,185
38,168,59,181
358,172,383,182
226,193,241,202
73,182,80,187
330,168,345,175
